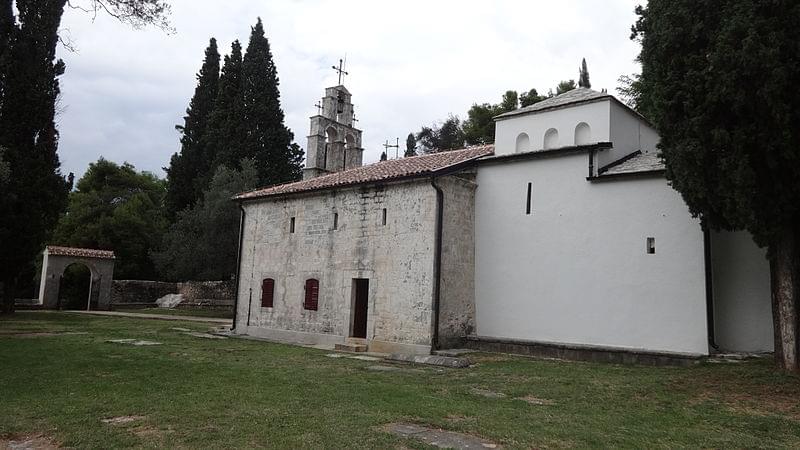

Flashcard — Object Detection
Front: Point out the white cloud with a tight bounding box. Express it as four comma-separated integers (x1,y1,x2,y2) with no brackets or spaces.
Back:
56,0,643,179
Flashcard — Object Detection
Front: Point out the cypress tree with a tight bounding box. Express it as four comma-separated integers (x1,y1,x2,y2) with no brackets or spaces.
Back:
201,39,246,191
240,18,303,185
634,0,800,371
0,0,71,313
405,133,417,157
165,38,220,217
578,58,591,88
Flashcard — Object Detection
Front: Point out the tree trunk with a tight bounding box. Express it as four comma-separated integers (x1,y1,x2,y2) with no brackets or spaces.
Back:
770,227,799,372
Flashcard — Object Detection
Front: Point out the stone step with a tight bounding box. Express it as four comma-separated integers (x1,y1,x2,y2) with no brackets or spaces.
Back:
346,337,367,345
335,342,368,353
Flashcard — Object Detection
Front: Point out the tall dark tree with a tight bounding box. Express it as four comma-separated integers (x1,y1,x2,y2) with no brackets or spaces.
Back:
404,133,417,157
0,0,71,313
633,0,800,371
240,18,303,185
53,159,167,280
201,40,246,189
165,38,220,218
578,58,591,88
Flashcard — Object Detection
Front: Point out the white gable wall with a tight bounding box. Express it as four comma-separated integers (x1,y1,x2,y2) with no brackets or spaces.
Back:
474,153,709,355
603,101,661,169
494,101,611,155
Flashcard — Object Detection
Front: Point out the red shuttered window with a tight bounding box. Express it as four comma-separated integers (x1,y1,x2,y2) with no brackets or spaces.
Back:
304,278,319,311
261,278,275,308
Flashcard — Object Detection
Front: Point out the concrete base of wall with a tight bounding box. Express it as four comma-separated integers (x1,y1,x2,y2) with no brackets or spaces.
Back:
465,335,705,367
236,326,431,355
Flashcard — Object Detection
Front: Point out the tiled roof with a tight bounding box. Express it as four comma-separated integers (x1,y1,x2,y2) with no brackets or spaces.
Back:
495,88,611,120
46,246,115,259
600,151,665,176
235,145,494,200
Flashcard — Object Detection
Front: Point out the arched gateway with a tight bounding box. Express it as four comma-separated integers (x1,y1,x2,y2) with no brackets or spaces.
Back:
38,246,115,310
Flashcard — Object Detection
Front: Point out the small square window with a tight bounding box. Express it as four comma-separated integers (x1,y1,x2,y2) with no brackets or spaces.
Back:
290,217,295,233
646,237,655,254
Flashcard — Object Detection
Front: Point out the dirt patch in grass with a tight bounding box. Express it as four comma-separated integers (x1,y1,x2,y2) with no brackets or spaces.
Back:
0,434,59,449
383,423,500,449
515,395,555,406
675,370,800,421
101,415,145,425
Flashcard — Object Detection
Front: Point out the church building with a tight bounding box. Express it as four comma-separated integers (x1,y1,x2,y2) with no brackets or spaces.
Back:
232,83,773,362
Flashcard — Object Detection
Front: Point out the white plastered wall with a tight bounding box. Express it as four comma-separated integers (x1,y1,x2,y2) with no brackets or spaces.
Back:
711,230,773,352
494,101,611,156
474,154,708,355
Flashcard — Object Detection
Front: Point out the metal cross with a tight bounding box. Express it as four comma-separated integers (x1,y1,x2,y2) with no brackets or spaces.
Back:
332,58,349,85
314,101,323,115
352,112,359,123
383,138,399,159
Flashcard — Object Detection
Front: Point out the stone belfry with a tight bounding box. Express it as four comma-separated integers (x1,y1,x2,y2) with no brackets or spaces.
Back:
303,81,364,180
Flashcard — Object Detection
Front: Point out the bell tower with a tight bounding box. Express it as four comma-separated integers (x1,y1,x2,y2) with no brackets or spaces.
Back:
303,78,364,180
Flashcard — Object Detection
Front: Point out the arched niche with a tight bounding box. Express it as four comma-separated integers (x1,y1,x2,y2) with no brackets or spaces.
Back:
515,133,530,153
544,128,559,149
38,246,115,310
574,122,592,145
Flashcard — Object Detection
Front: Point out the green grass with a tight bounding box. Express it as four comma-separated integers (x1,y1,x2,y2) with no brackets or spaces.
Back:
1,312,799,449
113,307,234,319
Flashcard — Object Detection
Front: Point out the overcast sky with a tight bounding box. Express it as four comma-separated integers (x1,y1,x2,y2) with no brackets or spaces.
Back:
57,0,644,180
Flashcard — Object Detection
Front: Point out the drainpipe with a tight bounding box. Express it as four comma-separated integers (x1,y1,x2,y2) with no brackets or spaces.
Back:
232,201,246,332
703,222,719,351
430,177,444,351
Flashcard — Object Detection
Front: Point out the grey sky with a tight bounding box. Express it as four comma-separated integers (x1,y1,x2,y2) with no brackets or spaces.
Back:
57,0,643,180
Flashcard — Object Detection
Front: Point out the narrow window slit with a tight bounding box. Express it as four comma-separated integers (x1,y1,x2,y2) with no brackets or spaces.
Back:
382,208,387,226
526,182,532,215
290,217,295,233
333,212,338,230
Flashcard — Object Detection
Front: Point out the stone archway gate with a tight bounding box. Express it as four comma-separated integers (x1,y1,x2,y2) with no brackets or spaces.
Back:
38,246,115,310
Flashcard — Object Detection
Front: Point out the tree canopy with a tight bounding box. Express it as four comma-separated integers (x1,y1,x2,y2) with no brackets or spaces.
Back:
165,38,220,217
412,77,581,150
633,0,800,371
152,159,258,281
52,158,167,280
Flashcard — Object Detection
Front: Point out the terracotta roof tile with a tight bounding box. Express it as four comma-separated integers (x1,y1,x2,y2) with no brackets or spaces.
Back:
46,246,115,259
235,145,494,200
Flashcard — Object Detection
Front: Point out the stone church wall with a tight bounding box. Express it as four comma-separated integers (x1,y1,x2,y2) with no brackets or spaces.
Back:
437,173,478,347
236,180,438,354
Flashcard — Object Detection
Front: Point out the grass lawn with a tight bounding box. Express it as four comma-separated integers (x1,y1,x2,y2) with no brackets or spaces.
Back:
113,307,234,319
1,312,799,448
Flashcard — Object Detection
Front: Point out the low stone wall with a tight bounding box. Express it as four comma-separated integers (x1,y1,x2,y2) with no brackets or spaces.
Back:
111,280,234,308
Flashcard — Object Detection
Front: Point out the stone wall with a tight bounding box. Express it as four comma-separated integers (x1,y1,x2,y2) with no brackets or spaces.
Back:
437,172,478,347
236,179,439,354
111,280,234,307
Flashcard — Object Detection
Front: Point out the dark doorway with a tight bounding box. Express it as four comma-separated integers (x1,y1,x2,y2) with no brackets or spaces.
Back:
351,279,369,338
59,263,93,310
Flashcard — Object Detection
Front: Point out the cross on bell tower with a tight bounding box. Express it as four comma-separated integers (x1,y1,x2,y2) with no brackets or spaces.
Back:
332,58,349,85
303,61,364,180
